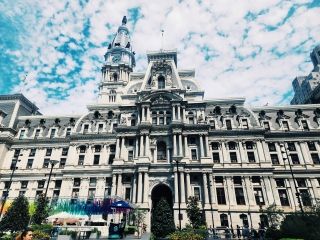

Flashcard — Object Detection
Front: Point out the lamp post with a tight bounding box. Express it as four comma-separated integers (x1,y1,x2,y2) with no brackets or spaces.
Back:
279,144,304,213
44,159,59,199
173,156,182,230
0,159,20,219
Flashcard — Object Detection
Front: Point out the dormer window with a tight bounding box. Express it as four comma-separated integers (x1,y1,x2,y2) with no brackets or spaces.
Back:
66,128,71,137
282,121,289,131
50,129,56,138
263,121,270,130
83,124,89,133
301,120,309,131
158,76,165,89
226,120,232,130
109,90,116,102
34,129,41,138
19,130,26,139
242,119,249,129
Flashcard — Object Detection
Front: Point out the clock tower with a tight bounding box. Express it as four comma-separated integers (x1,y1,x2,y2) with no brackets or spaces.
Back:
99,16,136,103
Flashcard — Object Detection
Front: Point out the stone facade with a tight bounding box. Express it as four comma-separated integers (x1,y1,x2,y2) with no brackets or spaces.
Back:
1,17,320,231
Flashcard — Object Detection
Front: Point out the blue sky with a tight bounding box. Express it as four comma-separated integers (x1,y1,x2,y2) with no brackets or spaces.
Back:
0,0,320,114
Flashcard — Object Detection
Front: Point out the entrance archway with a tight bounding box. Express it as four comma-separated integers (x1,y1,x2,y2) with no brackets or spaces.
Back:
151,184,173,210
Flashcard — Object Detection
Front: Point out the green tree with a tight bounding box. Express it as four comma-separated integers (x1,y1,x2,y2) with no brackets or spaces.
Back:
151,198,175,238
186,196,204,229
32,194,50,224
0,195,30,232
260,203,284,228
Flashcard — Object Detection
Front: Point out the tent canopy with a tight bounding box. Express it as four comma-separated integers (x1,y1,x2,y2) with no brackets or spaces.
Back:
110,200,133,209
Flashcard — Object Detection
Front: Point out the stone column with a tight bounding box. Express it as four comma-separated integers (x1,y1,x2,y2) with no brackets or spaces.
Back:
203,173,210,205
120,137,125,159
205,135,209,157
146,135,150,157
225,177,236,206
244,177,256,206
135,138,139,158
137,172,143,203
179,134,183,156
166,148,170,163
132,173,137,203
174,171,179,203
184,136,189,158
310,178,320,199
221,142,228,163
116,174,122,197
300,142,312,164
115,138,120,159
238,141,247,163
111,174,117,196
141,107,145,122
143,172,149,203
140,135,144,157
180,172,186,203
173,134,177,156
172,106,176,121
177,106,181,120
256,140,265,162
200,135,204,158
295,142,306,165
268,177,281,206
186,172,192,199
146,107,150,122
209,173,216,204
182,108,186,123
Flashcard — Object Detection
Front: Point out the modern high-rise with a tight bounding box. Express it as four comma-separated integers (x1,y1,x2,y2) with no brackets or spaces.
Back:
1,17,320,232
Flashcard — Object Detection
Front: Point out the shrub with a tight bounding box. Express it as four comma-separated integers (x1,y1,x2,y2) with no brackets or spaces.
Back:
33,230,50,240
124,226,136,235
169,230,204,240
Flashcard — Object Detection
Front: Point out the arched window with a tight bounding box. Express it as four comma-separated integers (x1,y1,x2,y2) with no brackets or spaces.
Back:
220,214,229,227
158,76,165,89
157,141,167,161
260,214,269,228
109,90,116,102
240,213,249,226
113,72,118,82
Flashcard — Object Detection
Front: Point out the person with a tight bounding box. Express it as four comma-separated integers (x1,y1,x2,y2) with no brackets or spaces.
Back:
258,223,265,240
16,229,33,240
207,225,214,237
242,225,249,239
236,225,241,239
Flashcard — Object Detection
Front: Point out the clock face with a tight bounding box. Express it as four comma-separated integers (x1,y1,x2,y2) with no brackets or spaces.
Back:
112,55,121,63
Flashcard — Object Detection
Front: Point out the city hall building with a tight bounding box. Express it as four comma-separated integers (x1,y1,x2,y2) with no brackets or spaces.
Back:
1,17,320,230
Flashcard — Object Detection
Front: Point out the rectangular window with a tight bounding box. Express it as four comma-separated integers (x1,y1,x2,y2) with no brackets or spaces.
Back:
55,180,62,188
191,149,198,160
26,159,33,169
212,142,219,150
125,187,131,201
233,176,242,185
296,178,307,187
19,130,25,139
287,142,296,151
93,155,100,165
282,121,289,131
189,117,194,124
215,176,224,184
242,119,249,129
275,178,285,187
45,148,52,156
247,152,255,163
80,146,86,153
152,117,157,125
235,188,246,205
66,128,71,137
263,121,270,130
278,189,290,206
159,117,164,125
73,178,81,187
254,188,265,205
216,188,226,204
14,149,21,158
290,154,300,164
59,158,66,168
21,181,28,189
252,176,261,185
209,120,215,130
72,189,79,199
95,145,101,152
128,139,134,146
43,158,50,168
128,150,134,161
50,129,56,138
311,153,320,164
35,129,41,138
301,120,309,130
212,152,220,163
89,178,97,187
98,124,104,132
268,143,276,152
38,180,45,188
83,124,89,133
300,189,311,206
230,152,237,163
88,188,96,200
29,148,36,157
109,154,115,164
308,142,316,151
78,155,84,165
271,154,280,165
228,142,236,150
245,142,253,149
4,181,11,189
226,120,232,130
62,147,69,156
193,186,201,201
166,117,171,124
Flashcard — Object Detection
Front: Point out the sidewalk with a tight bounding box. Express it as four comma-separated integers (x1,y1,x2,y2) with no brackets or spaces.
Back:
124,232,151,239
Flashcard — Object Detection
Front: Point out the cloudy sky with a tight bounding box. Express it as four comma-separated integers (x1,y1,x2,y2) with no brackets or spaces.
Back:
0,0,319,114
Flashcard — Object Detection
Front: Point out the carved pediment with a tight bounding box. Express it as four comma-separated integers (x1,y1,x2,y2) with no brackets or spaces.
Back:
151,96,170,105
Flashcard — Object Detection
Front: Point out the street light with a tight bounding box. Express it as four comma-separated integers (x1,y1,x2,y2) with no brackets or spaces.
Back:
173,156,182,230
0,159,20,219
279,143,304,213
44,159,59,199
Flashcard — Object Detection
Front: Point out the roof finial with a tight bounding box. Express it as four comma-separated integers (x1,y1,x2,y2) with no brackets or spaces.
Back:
161,29,164,51
122,16,127,25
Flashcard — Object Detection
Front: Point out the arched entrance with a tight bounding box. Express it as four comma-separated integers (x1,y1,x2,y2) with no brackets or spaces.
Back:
151,184,173,210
